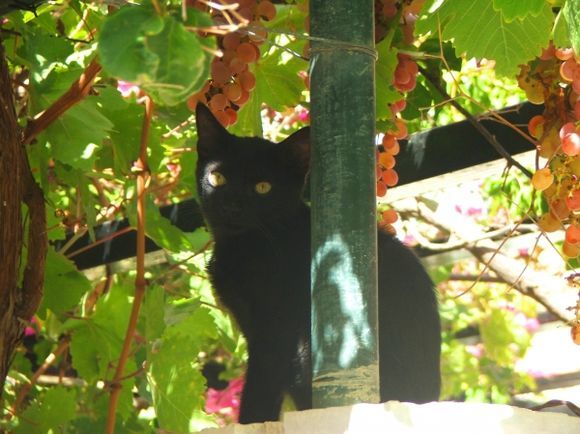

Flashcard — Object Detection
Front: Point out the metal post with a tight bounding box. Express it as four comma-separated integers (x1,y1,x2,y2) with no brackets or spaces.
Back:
309,0,379,407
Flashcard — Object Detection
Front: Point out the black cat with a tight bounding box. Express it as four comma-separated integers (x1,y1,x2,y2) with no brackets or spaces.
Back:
195,103,441,424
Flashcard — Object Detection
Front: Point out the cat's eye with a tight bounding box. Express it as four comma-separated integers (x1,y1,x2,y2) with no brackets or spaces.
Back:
255,181,272,194
208,171,227,187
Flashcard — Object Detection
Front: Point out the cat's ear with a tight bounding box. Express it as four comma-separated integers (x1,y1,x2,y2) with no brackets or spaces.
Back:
195,103,228,157
279,126,311,176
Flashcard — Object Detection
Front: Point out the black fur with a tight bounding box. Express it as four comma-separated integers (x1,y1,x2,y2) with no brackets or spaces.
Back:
195,104,440,424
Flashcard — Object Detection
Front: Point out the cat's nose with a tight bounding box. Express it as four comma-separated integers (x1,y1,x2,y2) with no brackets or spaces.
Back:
224,199,243,218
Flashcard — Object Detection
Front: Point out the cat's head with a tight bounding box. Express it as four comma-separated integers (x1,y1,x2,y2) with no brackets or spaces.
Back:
195,103,310,237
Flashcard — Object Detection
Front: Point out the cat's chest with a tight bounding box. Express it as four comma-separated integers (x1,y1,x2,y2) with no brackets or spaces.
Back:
209,230,309,300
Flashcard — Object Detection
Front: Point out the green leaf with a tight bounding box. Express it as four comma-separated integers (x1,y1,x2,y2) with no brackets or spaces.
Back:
148,304,218,432
164,299,217,340
149,341,213,432
492,0,546,22
178,148,199,193
15,387,77,434
128,197,210,253
553,8,571,48
29,65,85,113
232,45,306,135
375,40,401,120
38,248,91,318
96,87,143,173
98,5,212,105
229,86,263,137
416,0,553,76
46,204,66,241
42,96,114,171
67,281,134,382
563,0,580,54
69,321,118,382
98,5,165,82
255,52,306,111
92,280,134,339
18,25,86,115
479,308,530,365
144,285,166,341
143,16,207,105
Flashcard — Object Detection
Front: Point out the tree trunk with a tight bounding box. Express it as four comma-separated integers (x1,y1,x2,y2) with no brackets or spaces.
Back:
0,39,47,398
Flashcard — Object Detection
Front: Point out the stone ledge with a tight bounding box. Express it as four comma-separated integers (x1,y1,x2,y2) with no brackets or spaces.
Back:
198,401,580,434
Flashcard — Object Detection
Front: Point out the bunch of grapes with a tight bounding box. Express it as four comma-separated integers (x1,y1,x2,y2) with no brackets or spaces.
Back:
376,109,406,199
393,53,419,92
375,1,424,231
187,0,277,126
375,0,425,44
524,45,580,257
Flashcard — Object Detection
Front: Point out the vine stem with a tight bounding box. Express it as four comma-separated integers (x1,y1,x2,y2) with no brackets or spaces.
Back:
105,95,153,434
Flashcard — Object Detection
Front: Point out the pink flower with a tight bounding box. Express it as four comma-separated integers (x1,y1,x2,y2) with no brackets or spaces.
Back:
297,108,310,122
514,312,540,333
24,317,38,336
466,343,484,359
205,377,244,425
402,233,418,247
117,80,140,98
454,204,484,217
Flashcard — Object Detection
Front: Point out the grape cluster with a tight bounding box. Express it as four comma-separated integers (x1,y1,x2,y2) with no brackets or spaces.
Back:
375,0,424,45
524,45,580,257
377,110,406,199
187,0,276,126
375,1,424,231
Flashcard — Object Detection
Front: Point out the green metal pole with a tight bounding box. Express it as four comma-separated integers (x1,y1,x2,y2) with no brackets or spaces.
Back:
309,1,379,407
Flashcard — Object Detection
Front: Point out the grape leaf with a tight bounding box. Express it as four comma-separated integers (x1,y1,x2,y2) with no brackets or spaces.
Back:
480,308,530,365
177,148,199,193
229,84,263,137
96,87,143,173
254,54,305,111
98,5,212,105
416,0,553,76
149,340,215,432
231,48,305,136
375,40,400,120
15,387,77,434
230,5,307,136
92,280,134,339
128,197,211,253
66,281,135,382
231,50,307,137
37,247,91,318
563,0,580,54
45,203,66,241
42,96,114,171
19,30,74,109
144,16,208,105
98,5,164,82
29,65,85,113
148,304,218,432
68,321,119,382
493,0,546,22
144,284,166,341
553,8,571,48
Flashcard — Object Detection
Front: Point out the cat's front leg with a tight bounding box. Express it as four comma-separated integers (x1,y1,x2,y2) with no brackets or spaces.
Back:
238,344,288,424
